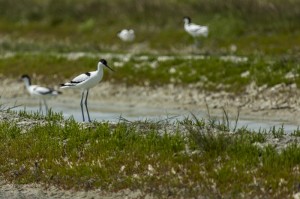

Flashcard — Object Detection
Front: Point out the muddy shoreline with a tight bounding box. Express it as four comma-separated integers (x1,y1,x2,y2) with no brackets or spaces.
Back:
1,78,300,124
1,79,300,198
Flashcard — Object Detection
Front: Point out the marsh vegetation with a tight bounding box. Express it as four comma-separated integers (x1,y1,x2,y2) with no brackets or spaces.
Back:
0,0,300,198
0,110,300,198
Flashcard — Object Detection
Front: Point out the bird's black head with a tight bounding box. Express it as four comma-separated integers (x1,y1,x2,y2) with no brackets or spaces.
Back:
21,74,31,85
99,58,114,72
99,59,108,66
183,16,191,23
21,74,30,79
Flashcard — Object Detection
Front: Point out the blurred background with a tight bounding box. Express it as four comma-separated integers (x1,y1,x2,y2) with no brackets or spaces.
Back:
0,0,299,55
0,0,299,126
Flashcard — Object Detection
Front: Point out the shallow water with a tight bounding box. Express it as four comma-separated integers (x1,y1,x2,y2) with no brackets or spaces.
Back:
4,98,298,133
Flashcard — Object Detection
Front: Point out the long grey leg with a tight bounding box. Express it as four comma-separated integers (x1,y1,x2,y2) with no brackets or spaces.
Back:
195,38,201,47
39,100,42,112
80,91,85,122
85,89,91,122
43,99,48,114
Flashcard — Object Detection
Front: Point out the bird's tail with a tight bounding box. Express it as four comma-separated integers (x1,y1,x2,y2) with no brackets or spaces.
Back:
60,83,70,89
60,82,77,89
52,90,62,95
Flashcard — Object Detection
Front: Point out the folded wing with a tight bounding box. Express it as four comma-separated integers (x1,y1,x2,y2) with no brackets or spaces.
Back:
187,23,208,37
32,85,60,96
61,72,91,87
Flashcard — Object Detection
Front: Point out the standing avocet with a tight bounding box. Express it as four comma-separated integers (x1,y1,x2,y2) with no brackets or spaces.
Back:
60,59,114,122
117,29,135,42
183,16,208,46
21,74,62,113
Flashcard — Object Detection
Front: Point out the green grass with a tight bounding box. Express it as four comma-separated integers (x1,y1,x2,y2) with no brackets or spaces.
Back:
0,1,299,197
0,110,299,197
17,109,64,122
292,128,300,137
0,53,299,93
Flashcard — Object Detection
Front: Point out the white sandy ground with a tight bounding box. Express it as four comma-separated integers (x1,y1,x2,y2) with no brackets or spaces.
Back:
1,78,300,198
0,179,151,199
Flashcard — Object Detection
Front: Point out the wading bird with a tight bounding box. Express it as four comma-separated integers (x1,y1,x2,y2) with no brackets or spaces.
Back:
183,16,208,47
21,74,62,114
117,29,135,42
60,59,114,122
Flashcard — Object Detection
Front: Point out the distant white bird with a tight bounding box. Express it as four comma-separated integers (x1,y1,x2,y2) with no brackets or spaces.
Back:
60,59,114,122
21,74,62,113
183,16,208,46
117,29,135,42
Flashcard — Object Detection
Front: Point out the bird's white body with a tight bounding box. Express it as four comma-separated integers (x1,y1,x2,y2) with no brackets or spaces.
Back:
27,85,60,97
22,76,60,98
117,29,135,42
184,17,208,38
21,75,61,113
60,59,113,122
60,62,104,91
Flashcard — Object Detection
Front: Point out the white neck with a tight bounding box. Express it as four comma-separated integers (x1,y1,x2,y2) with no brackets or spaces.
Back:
184,19,190,26
97,62,104,72
97,62,104,80
22,78,31,88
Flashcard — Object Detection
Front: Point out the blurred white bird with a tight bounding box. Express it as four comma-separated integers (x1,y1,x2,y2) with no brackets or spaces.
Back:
117,29,135,42
21,74,62,113
183,16,208,46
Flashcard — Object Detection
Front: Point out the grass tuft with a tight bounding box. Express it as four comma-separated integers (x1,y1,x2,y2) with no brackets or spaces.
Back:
0,110,299,197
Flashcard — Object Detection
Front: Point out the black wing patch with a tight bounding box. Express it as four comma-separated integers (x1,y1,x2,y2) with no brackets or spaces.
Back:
69,72,90,84
34,87,53,95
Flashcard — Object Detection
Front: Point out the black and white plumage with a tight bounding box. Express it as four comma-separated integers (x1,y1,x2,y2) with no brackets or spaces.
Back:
183,16,208,46
21,74,62,113
117,29,135,42
60,59,114,122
